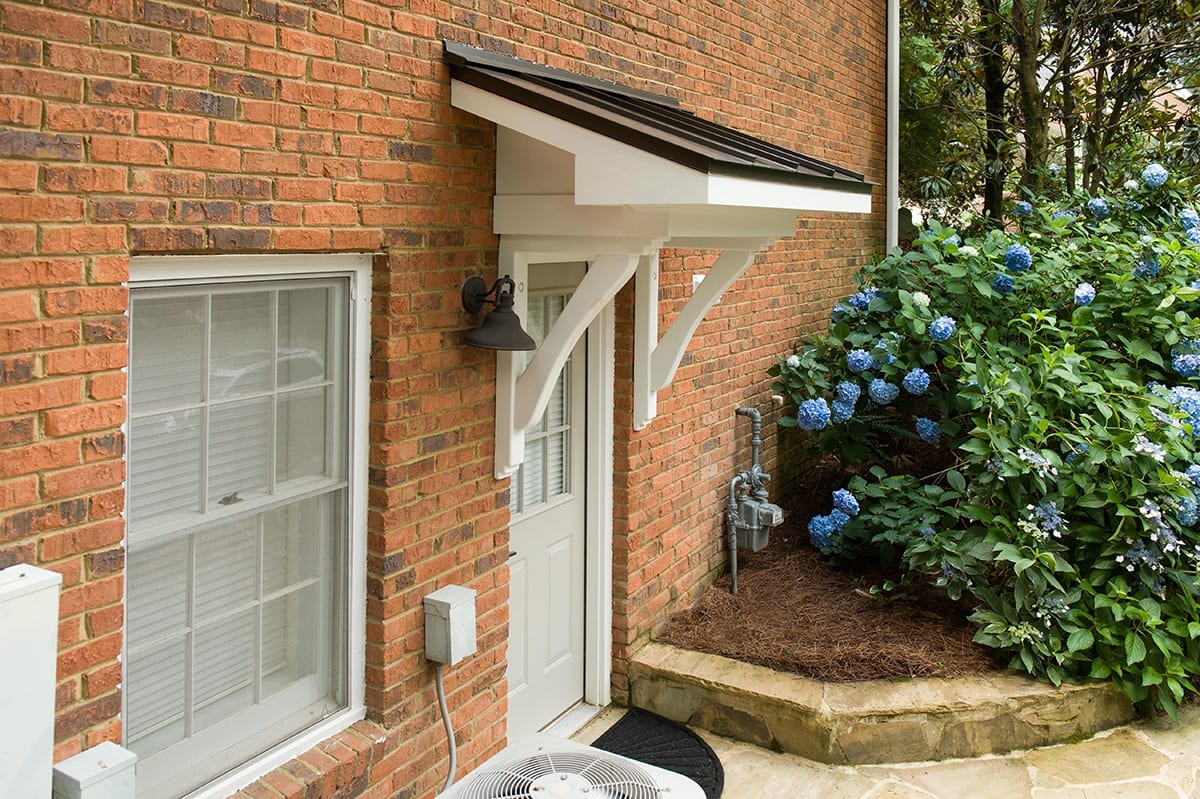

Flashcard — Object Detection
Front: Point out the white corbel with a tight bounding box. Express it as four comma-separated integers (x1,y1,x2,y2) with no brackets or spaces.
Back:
633,242,771,430
493,246,644,478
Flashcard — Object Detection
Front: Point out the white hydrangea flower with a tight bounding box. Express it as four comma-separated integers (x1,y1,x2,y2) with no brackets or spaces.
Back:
959,245,979,257
785,354,800,367
912,291,930,307
1124,179,1140,192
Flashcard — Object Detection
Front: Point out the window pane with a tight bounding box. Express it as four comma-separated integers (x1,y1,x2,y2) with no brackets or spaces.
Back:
262,586,319,698
125,637,187,752
278,288,329,387
208,397,271,505
210,292,273,399
522,437,545,508
276,387,328,483
547,431,566,498
128,410,201,524
194,517,258,622
125,538,189,648
262,499,320,595
130,295,205,414
193,608,256,733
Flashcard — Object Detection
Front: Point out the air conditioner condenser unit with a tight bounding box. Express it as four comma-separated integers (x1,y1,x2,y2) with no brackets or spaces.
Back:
437,733,707,799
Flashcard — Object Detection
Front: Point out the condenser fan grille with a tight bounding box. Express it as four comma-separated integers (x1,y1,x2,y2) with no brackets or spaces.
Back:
456,750,662,799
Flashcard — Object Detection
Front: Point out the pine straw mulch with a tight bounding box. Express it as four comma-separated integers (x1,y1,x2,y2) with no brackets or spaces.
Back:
659,538,1003,681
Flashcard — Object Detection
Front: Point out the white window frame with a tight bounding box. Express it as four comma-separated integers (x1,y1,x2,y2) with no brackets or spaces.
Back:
125,254,370,799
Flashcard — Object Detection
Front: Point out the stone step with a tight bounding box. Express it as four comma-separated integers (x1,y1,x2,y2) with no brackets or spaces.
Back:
628,642,1136,764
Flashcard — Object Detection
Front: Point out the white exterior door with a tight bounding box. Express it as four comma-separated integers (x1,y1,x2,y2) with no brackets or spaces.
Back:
507,264,587,737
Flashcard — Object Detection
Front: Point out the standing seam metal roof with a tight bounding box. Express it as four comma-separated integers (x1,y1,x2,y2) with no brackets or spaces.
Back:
443,41,872,194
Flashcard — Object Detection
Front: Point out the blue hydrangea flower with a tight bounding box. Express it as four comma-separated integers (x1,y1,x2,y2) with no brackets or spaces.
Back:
1005,243,1033,272
929,315,956,342
1088,197,1110,220
832,489,860,516
1011,200,1033,218
1187,464,1200,487
1048,163,1060,177
846,349,874,373
797,398,831,430
902,368,930,395
828,509,850,530
831,302,849,322
1031,501,1068,536
992,274,1015,294
1173,353,1200,378
807,514,837,549
831,399,855,423
1167,386,1200,436
847,286,879,311
1051,210,1076,223
1176,495,1198,527
1133,255,1160,279
943,234,961,247
1124,199,1145,212
1142,163,1169,189
1074,281,1098,305
1064,442,1090,464
868,378,899,405
1182,208,1200,230
1188,228,1200,245
835,381,861,405
915,417,940,444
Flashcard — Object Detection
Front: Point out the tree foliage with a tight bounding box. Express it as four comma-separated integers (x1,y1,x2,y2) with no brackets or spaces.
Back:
900,0,1200,227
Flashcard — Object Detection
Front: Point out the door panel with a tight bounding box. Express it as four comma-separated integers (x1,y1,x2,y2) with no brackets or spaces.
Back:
507,263,587,737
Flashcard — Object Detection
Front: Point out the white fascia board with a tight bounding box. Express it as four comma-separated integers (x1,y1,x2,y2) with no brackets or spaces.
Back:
493,195,671,239
707,171,873,213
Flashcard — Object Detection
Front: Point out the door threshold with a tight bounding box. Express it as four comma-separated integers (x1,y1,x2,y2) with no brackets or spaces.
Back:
540,702,603,738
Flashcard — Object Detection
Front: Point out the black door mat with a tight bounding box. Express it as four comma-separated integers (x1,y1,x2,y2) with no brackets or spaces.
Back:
590,708,724,799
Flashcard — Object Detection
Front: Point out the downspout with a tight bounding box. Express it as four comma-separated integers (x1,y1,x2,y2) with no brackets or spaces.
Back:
886,0,900,250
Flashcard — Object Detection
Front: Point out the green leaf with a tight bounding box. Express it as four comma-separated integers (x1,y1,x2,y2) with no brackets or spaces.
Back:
946,470,966,491
1125,632,1147,665
1067,629,1094,652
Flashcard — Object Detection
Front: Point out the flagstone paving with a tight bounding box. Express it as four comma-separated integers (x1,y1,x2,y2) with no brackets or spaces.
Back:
577,703,1200,798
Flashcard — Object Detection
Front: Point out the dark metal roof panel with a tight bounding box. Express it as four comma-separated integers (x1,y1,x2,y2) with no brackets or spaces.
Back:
444,41,872,194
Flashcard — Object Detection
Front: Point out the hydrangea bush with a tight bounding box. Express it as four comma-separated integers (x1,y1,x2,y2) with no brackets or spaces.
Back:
770,164,1200,715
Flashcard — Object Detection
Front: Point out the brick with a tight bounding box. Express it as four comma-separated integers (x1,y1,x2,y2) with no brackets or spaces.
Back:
0,497,88,542
211,15,275,46
130,168,206,196
0,226,35,254
0,417,36,448
176,199,237,223
92,197,170,223
213,120,276,149
83,317,128,344
45,103,133,134
43,165,128,194
0,194,85,222
43,285,129,315
0,320,81,354
176,35,246,68
89,256,129,285
46,43,131,77
135,55,210,88
246,47,307,78
1,257,85,287
88,373,126,402
0,34,42,65
141,0,209,32
0,352,35,383
277,177,331,201
130,225,206,252
83,662,122,699
0,162,38,190
93,20,171,54
208,227,269,250
88,546,124,576
3,6,91,43
134,111,209,141
0,378,79,415
40,517,124,561
208,175,272,199
88,79,168,109
173,142,241,171
0,130,83,160
89,134,168,165
213,71,275,99
47,0,135,21
0,96,41,127
168,88,237,119
43,400,126,437
40,227,126,255
0,292,36,323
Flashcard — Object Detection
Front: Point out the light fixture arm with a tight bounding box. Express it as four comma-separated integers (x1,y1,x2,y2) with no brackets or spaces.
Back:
461,274,516,314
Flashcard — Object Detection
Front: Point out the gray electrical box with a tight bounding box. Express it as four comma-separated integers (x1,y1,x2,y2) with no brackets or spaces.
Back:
424,584,477,665
52,742,136,799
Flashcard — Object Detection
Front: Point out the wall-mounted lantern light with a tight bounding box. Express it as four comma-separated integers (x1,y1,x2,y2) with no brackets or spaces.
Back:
460,274,536,351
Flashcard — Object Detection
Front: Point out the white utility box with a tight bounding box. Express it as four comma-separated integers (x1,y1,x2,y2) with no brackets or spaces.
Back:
52,741,137,799
0,564,63,799
423,585,477,665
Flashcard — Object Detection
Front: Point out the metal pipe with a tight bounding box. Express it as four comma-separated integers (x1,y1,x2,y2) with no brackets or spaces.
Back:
727,473,746,593
736,407,762,469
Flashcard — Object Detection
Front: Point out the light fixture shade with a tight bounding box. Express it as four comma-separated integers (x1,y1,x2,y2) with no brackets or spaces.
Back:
461,275,537,351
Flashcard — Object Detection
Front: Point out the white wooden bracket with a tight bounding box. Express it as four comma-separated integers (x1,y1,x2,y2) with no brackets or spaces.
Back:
633,242,771,430
493,238,653,478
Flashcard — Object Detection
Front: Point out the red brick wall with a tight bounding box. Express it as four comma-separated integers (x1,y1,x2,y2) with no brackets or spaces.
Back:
0,0,885,796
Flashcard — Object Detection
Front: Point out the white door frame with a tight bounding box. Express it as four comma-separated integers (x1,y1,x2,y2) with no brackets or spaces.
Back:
582,298,614,709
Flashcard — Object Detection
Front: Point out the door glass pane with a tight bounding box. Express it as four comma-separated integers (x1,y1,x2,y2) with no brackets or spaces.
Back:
210,292,273,399
522,438,545,509
130,295,205,414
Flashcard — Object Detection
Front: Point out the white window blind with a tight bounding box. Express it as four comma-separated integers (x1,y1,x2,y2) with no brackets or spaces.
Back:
511,294,572,516
126,278,350,799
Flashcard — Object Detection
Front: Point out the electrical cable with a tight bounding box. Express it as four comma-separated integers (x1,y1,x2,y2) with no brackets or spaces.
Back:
435,664,456,793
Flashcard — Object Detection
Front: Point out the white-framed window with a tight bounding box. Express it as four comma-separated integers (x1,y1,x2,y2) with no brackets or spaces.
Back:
125,255,369,799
